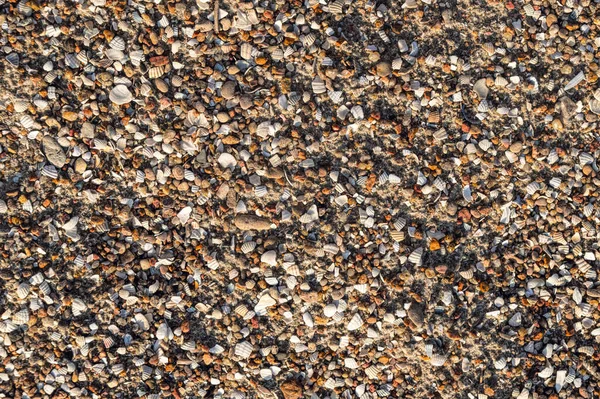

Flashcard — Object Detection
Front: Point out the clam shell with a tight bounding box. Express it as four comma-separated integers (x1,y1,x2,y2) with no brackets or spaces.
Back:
109,85,133,105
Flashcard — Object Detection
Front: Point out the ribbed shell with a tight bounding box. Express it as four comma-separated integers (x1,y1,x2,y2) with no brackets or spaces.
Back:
234,341,254,359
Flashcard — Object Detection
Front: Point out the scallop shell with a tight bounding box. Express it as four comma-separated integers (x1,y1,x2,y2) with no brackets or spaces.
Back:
538,365,553,378
241,241,256,254
235,341,254,359
110,36,126,51
473,78,489,99
148,66,164,79
12,309,29,325
0,200,8,214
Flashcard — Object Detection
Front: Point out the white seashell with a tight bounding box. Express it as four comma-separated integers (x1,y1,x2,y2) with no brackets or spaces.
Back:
589,98,600,115
110,36,126,51
177,206,192,224
20,115,34,129
241,241,256,254
473,78,489,99
12,309,29,325
538,365,554,378
347,313,363,331
68,299,86,318
0,200,7,214
555,369,566,393
351,105,364,120
328,90,343,104
135,313,150,331
494,358,507,370
344,358,359,369
16,283,30,299
217,152,236,169
430,354,447,367
260,250,277,266
579,152,594,165
564,71,585,91
109,85,133,105
254,294,276,314
156,322,173,340
234,341,254,359
324,303,337,318
312,77,326,94
408,247,423,265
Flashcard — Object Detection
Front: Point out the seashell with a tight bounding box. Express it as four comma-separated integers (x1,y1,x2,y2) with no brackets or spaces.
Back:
41,165,58,179
260,250,277,266
589,98,600,115
0,200,7,214
312,77,326,94
177,206,192,224
494,358,507,370
12,309,29,325
301,33,316,47
433,128,447,142
347,313,363,331
430,354,447,367
110,36,126,51
459,268,474,279
109,85,133,105
564,71,585,91
538,365,553,378
329,90,343,104
392,58,403,70
351,105,364,120
148,66,164,79
482,42,495,56
324,303,337,318
6,52,19,66
344,358,359,369
241,241,256,254
579,152,594,165
555,369,566,393
218,153,237,169
473,79,489,99
65,53,80,68
20,115,34,129
235,341,254,359
16,283,30,299
71,298,87,315
578,346,594,356
583,203,594,217
495,75,508,87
